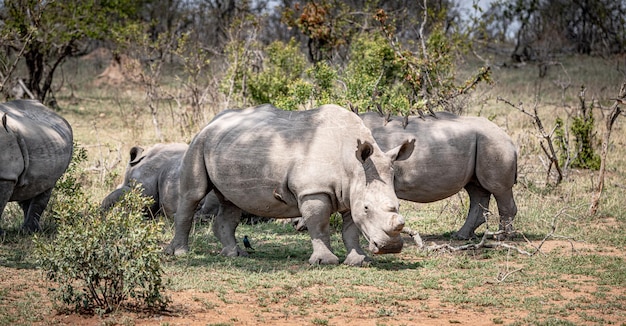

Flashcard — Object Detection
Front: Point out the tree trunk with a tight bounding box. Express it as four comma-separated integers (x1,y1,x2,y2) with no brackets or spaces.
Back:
24,42,44,101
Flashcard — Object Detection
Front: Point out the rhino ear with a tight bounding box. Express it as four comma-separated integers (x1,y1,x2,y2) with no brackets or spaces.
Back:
129,146,145,166
355,139,374,163
387,138,415,162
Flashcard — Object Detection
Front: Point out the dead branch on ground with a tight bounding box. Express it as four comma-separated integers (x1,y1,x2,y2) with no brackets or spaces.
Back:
409,206,578,257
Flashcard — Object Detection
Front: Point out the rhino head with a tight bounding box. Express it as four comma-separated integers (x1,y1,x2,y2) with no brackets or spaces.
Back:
349,138,415,254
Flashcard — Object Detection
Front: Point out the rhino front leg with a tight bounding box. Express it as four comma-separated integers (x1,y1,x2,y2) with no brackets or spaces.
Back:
340,211,371,266
19,188,52,233
213,201,247,257
301,194,339,265
454,183,490,240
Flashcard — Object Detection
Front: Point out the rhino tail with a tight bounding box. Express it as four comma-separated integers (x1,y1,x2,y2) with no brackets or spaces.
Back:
272,170,297,207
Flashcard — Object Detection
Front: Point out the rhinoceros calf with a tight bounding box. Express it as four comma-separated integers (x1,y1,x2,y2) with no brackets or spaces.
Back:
360,111,517,239
0,99,73,233
101,143,225,219
165,104,415,265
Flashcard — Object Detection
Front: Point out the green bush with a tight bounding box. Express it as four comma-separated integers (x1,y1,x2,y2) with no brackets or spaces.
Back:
33,186,169,314
570,113,600,170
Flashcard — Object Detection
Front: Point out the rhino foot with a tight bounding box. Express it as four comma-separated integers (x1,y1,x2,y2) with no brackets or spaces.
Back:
20,224,41,234
308,252,339,265
220,245,249,257
164,242,189,256
343,249,372,266
452,231,477,241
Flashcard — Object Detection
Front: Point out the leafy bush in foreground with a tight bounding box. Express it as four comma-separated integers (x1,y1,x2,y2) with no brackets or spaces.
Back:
33,186,169,314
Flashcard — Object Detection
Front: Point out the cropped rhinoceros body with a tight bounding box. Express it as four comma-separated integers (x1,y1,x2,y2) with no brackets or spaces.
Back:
165,104,415,265
360,111,517,239
101,143,224,219
0,100,73,233
101,143,189,218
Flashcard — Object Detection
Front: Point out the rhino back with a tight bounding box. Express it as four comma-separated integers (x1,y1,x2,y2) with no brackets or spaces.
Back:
0,100,73,200
196,104,373,216
361,112,515,202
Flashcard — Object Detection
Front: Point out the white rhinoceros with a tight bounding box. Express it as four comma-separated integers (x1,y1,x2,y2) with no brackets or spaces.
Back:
360,111,518,239
101,143,251,220
101,143,191,218
165,104,415,266
0,99,73,233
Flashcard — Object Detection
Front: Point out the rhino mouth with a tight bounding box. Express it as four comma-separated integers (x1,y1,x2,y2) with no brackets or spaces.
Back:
366,237,403,254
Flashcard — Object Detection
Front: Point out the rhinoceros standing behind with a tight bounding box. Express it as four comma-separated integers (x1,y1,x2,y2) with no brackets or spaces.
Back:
360,111,517,239
101,143,190,218
101,143,241,220
0,99,73,233
165,104,415,265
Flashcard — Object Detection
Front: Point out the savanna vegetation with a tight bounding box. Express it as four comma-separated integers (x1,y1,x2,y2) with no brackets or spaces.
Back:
0,0,625,325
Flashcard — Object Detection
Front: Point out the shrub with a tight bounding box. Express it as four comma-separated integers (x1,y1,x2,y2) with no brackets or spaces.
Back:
33,186,169,314
570,113,600,170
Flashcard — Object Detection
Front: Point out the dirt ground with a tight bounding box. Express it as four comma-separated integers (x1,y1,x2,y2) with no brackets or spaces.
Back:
1,239,622,326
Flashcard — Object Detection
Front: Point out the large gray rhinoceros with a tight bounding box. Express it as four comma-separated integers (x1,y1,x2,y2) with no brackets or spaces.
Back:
360,111,517,240
0,99,73,233
101,143,230,219
165,104,415,265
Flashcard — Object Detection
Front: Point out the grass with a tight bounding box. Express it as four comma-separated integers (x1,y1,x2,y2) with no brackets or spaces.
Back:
0,54,625,325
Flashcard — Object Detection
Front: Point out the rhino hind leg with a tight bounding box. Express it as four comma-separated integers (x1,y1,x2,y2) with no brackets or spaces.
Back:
494,189,517,240
165,189,208,256
341,212,371,266
454,183,491,240
213,200,248,257
19,188,53,233
301,194,339,265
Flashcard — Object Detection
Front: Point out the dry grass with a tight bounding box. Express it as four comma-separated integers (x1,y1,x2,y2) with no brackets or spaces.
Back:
0,53,625,325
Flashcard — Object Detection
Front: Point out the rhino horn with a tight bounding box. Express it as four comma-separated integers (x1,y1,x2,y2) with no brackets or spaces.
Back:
129,146,146,166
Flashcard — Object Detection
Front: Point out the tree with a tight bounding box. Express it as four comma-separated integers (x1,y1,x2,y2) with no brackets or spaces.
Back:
484,0,626,61
0,0,145,103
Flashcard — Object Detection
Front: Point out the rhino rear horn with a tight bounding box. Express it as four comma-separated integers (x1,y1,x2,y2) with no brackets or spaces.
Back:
355,140,374,163
129,146,145,166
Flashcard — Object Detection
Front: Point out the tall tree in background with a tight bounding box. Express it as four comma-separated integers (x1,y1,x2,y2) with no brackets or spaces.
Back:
484,0,626,61
0,0,146,103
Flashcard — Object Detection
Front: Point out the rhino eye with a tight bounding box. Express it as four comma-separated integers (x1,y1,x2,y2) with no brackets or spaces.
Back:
364,205,369,211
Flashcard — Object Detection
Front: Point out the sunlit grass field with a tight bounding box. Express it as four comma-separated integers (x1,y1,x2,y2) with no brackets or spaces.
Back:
0,54,625,325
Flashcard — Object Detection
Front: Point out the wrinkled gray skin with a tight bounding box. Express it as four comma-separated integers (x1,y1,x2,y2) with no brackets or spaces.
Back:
360,111,518,239
0,100,73,234
101,143,218,218
165,104,415,266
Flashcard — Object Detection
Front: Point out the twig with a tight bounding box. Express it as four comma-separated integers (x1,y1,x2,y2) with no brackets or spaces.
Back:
496,267,524,283
498,96,563,185
401,227,423,249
